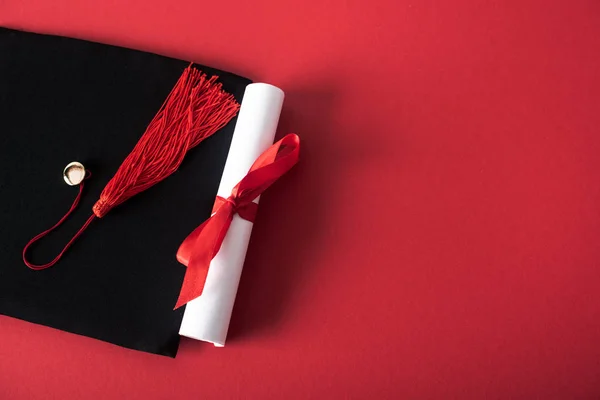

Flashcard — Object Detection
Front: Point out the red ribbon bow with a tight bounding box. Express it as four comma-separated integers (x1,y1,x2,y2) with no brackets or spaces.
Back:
175,133,300,308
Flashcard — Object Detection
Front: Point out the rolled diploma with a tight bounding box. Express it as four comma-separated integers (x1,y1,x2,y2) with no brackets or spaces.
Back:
178,83,284,346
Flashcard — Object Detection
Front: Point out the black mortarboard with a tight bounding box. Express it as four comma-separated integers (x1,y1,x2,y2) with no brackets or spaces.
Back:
0,27,251,357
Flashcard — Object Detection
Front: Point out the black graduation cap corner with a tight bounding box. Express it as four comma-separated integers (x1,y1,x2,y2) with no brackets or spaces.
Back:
0,27,252,357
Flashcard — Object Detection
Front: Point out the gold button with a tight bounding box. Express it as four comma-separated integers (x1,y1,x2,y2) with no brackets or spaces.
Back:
63,162,86,186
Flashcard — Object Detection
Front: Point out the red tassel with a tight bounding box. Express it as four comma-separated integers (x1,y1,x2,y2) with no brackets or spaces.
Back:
23,65,240,270
93,65,240,218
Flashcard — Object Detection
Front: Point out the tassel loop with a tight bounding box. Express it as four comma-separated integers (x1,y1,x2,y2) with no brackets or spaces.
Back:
23,171,94,270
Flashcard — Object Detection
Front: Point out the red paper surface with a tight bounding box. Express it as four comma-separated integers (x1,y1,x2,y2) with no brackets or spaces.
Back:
1,1,600,398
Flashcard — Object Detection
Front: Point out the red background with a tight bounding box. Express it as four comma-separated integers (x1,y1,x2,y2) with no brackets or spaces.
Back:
1,1,600,398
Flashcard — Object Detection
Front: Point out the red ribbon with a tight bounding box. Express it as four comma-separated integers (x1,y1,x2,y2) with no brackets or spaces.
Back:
174,133,300,308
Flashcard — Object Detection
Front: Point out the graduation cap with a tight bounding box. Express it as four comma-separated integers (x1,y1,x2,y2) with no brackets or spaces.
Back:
0,27,299,357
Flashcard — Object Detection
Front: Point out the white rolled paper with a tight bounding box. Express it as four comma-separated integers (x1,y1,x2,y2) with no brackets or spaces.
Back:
178,83,284,346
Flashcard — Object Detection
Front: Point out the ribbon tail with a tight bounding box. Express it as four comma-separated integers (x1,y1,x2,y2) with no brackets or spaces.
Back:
175,253,208,309
174,204,234,309
176,218,212,267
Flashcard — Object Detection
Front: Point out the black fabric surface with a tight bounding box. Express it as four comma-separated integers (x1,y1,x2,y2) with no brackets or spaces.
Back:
0,28,251,357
